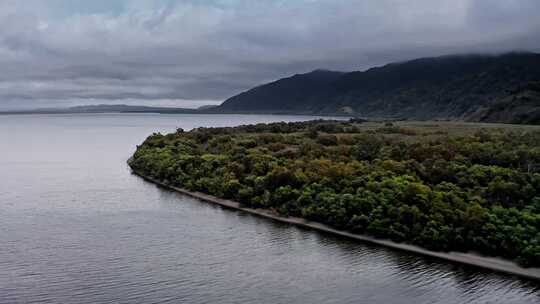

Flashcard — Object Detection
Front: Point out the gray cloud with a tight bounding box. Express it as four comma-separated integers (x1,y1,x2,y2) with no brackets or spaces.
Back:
0,0,539,109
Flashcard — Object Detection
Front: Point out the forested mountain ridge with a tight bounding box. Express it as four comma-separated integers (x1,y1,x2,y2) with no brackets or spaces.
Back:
467,81,540,124
216,53,540,123
217,69,345,113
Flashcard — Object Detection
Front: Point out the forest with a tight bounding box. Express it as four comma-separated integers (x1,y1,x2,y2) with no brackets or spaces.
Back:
129,119,540,267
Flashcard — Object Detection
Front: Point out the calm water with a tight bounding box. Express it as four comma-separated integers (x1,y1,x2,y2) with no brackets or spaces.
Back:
0,114,538,304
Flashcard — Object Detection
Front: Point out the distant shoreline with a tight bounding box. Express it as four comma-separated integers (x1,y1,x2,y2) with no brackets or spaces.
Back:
0,108,353,118
130,168,540,281
0,103,350,117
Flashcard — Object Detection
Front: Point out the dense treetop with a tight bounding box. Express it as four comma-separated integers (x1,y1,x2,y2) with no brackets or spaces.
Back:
129,120,540,266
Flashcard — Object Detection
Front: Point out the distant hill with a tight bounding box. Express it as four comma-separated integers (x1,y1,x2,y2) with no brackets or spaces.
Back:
217,69,345,114
216,53,540,123
65,104,198,114
0,104,198,115
196,105,219,110
467,82,540,124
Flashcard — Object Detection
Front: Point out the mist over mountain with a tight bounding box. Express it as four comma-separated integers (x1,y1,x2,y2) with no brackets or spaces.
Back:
217,53,540,124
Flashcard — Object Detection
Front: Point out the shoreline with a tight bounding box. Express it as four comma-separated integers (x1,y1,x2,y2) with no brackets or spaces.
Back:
131,169,540,281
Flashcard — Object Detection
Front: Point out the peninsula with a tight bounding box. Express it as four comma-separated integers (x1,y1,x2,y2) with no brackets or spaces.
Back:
129,119,540,279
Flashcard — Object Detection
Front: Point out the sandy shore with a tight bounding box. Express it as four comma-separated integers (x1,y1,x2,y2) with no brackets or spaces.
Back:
131,169,540,281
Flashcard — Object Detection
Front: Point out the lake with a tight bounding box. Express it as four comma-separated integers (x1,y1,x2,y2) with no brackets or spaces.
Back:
0,114,538,304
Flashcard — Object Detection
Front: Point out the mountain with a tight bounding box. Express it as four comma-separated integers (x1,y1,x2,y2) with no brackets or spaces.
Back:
467,81,540,124
216,53,540,123
217,69,345,114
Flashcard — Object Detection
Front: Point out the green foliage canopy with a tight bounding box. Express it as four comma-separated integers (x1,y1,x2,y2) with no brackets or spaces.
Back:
129,120,540,266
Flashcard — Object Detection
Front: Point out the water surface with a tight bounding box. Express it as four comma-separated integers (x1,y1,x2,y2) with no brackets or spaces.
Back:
1,114,538,303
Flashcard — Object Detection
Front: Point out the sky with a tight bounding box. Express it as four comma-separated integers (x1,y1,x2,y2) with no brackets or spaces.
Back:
1,0,539,110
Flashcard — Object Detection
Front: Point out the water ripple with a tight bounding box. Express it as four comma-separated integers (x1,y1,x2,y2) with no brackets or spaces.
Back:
1,114,539,304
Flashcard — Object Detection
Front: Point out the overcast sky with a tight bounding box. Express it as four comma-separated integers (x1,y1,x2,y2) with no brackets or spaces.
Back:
1,0,539,109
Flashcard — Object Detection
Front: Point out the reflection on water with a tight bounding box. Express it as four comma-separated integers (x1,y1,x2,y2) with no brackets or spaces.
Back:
0,114,538,304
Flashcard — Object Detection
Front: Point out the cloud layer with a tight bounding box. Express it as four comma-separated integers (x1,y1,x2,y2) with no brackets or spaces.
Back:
1,0,539,109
